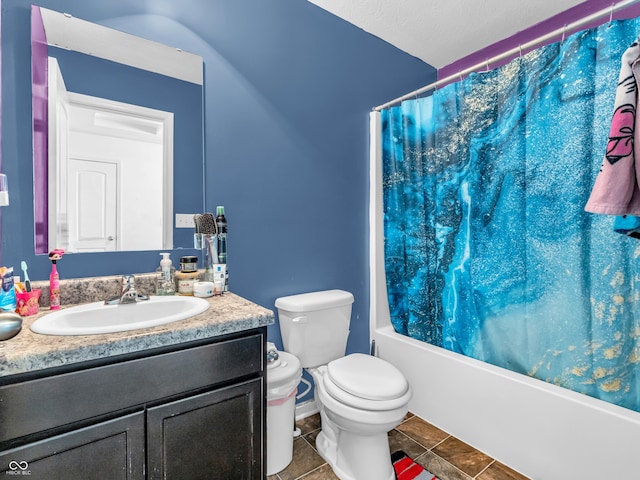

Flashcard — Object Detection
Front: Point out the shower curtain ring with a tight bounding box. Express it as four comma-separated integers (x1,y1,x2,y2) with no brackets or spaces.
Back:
485,59,490,72
562,24,566,42
518,45,522,58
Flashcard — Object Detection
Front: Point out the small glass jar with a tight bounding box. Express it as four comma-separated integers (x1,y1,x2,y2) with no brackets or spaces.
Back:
175,270,200,295
180,255,198,273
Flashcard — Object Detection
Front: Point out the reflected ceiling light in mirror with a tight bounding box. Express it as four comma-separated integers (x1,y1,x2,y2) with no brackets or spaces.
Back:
39,7,202,84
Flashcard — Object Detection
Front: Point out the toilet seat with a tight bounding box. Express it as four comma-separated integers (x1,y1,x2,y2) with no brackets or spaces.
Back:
323,354,411,411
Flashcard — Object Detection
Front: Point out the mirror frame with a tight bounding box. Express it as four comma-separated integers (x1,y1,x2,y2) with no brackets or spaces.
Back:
31,5,204,254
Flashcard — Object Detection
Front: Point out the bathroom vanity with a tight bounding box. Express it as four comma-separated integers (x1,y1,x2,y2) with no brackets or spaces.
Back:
0,285,273,480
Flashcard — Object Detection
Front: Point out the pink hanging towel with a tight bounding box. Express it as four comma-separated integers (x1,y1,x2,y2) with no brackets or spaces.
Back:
585,38,640,216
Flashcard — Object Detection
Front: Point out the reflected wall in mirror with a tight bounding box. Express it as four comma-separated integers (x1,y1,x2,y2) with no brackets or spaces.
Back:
32,6,205,254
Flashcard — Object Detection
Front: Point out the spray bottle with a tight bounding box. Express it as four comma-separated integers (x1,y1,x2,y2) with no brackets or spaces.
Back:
48,249,64,310
215,206,228,291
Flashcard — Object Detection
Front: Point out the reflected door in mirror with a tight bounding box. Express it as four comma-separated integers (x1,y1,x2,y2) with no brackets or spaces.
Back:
49,56,171,253
67,159,117,252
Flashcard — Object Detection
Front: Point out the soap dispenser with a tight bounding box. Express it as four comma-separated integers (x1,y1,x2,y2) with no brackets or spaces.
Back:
156,253,176,295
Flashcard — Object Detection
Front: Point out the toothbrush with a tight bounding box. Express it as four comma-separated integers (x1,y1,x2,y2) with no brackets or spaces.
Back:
21,260,32,292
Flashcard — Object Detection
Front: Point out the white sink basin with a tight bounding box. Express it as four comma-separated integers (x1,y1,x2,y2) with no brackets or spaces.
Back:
30,296,210,336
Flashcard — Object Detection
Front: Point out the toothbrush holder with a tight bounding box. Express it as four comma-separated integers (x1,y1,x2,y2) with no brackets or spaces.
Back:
201,234,218,281
16,289,41,316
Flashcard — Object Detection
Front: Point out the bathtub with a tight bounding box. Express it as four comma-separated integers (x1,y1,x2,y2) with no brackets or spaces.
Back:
368,113,640,479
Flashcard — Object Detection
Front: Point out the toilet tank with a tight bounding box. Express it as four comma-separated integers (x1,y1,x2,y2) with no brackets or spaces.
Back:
275,290,354,368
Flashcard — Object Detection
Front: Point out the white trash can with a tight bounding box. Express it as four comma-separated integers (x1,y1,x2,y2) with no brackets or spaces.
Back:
266,342,302,476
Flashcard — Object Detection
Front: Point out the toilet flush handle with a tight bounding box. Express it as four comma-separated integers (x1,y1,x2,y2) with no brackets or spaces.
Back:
291,316,308,324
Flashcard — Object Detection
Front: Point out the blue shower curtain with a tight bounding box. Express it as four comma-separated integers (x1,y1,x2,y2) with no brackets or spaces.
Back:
382,19,640,411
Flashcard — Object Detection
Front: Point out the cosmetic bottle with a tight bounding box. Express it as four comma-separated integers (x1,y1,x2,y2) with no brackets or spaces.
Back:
215,206,228,291
49,266,59,309
48,250,64,310
0,267,16,312
156,252,176,295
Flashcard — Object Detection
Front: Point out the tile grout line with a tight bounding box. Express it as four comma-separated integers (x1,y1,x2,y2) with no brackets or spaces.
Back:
413,449,473,480
395,418,496,479
473,459,496,479
391,428,433,456
294,414,501,480
393,425,453,453
430,434,452,451
392,429,475,480
296,463,329,480
300,432,319,454
296,433,331,480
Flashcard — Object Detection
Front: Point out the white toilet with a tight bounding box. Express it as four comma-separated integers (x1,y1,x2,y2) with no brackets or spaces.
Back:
275,290,411,480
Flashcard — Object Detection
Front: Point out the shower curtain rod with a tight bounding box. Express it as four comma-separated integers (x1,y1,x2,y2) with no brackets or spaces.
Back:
373,0,640,111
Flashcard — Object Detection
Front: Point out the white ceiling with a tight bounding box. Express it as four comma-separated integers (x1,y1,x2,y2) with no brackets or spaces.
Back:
308,0,585,68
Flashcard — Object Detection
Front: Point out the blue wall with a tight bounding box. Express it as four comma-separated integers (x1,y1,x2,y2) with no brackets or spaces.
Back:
1,0,435,361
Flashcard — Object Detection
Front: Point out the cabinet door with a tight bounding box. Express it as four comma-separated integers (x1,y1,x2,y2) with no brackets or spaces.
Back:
147,378,263,480
0,412,145,480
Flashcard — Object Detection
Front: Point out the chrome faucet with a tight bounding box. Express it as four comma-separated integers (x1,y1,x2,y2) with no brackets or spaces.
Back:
104,275,149,305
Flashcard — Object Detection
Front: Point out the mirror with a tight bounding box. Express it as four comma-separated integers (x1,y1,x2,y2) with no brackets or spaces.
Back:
32,6,204,254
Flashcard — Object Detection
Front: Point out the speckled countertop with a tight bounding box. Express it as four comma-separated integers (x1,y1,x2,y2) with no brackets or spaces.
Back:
0,273,274,378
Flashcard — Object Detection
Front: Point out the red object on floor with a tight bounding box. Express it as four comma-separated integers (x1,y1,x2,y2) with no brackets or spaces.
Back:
391,451,438,480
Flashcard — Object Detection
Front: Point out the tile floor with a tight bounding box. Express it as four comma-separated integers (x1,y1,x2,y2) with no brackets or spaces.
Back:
267,412,530,480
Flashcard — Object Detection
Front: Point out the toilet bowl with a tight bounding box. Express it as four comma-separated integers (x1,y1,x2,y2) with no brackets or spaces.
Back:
275,290,412,480
309,355,411,480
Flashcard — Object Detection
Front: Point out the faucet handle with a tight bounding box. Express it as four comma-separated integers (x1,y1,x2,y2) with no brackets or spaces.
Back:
118,275,138,304
105,275,145,305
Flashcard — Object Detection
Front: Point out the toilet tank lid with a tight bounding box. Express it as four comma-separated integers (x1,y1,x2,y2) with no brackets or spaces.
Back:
275,289,354,312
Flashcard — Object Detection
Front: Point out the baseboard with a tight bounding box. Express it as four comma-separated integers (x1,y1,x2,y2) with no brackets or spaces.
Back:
295,399,318,421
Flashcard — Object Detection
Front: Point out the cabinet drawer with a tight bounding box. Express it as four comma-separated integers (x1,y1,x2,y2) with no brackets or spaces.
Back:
0,332,264,444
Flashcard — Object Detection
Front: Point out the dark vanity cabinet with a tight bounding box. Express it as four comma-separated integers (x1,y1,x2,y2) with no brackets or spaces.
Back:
0,328,266,479
0,412,146,479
